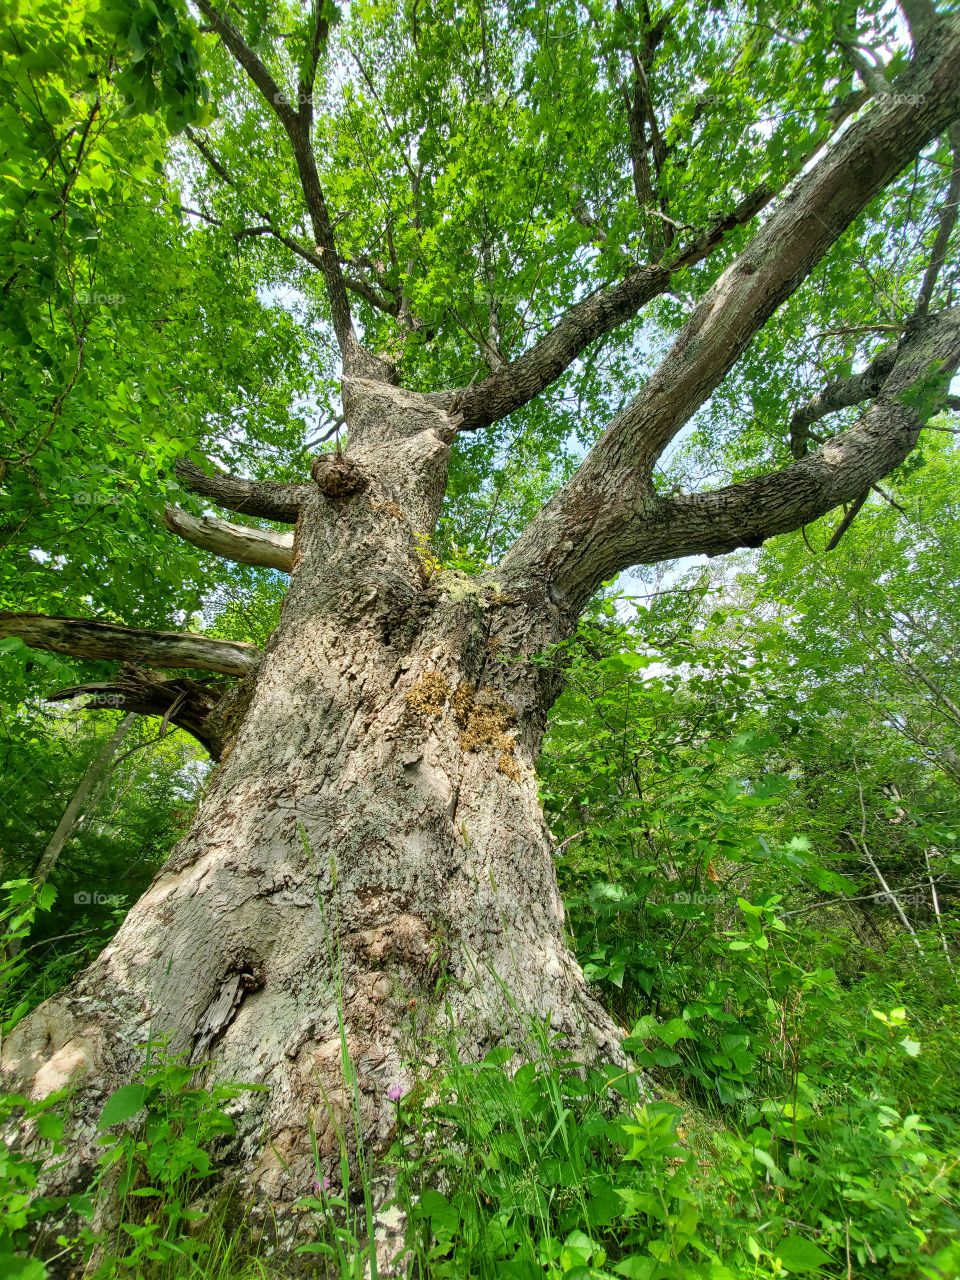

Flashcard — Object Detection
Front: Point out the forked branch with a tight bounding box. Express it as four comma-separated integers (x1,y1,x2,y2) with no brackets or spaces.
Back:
789,346,899,459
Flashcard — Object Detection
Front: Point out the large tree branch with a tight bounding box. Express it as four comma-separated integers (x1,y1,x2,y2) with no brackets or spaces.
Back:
499,19,960,607
427,187,774,432
430,265,669,429
48,667,227,758
163,506,294,571
898,0,937,47
631,307,960,562
174,458,310,523
0,614,261,676
623,5,670,253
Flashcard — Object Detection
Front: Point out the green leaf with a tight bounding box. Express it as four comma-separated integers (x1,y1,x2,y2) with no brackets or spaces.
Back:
98,1083,150,1129
775,1235,833,1272
34,1111,64,1140
656,1018,693,1048
614,1258,655,1279
0,1257,47,1279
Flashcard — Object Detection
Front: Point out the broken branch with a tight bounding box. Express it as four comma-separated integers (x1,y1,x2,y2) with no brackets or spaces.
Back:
0,614,261,677
163,506,294,572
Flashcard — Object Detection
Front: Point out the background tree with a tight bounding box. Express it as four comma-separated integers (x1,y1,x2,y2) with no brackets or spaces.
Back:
1,0,960,1254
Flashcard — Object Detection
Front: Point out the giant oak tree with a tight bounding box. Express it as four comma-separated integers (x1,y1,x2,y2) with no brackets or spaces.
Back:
2,0,960,1253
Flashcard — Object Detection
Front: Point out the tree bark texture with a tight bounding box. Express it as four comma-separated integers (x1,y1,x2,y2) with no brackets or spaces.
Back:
1,383,621,1242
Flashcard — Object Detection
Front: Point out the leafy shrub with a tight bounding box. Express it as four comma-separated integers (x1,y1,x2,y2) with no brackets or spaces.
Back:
82,1046,264,1275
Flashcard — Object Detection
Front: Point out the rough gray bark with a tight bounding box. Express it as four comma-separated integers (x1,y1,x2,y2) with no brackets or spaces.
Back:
1,383,621,1264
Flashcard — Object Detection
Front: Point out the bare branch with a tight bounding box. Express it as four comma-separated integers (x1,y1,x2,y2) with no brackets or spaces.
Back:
194,1,291,126
34,713,136,883
790,345,899,458
231,220,400,312
340,272,401,318
427,265,666,429
916,133,960,312
240,229,400,317
174,457,310,523
824,489,870,551
181,157,401,320
895,650,960,728
0,613,261,677
858,838,924,950
164,506,294,571
924,845,954,969
184,126,236,186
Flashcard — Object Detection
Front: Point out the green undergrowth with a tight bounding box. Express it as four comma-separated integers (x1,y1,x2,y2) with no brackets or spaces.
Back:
385,916,960,1280
2,925,958,1278
2,594,960,1279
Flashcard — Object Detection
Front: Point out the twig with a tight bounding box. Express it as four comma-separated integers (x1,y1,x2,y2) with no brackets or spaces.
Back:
924,846,955,969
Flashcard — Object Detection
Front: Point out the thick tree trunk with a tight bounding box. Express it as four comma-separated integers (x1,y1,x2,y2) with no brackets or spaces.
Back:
1,383,621,1251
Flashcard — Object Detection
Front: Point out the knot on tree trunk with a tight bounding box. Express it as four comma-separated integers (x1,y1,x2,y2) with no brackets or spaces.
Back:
311,453,369,499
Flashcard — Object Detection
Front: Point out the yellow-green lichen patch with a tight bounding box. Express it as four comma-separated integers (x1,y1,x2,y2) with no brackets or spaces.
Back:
406,676,521,779
405,672,451,717
451,680,475,728
457,687,521,780
497,750,521,782
440,573,491,601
